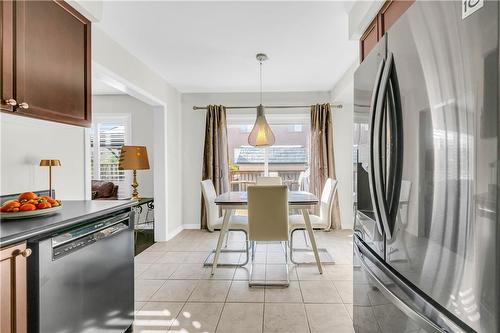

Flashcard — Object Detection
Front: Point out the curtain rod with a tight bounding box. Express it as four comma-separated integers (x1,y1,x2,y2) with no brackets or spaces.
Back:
192,104,343,111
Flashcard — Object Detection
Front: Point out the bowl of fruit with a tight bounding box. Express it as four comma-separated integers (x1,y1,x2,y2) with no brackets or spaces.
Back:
0,192,62,220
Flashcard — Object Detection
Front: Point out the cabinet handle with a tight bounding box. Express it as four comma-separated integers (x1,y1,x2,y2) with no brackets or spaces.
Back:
21,248,32,258
4,98,17,106
18,102,29,109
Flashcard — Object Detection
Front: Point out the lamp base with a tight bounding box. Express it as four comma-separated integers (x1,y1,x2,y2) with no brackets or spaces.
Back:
130,170,141,201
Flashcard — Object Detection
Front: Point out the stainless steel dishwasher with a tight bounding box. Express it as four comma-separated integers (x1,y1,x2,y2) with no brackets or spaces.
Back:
28,210,135,333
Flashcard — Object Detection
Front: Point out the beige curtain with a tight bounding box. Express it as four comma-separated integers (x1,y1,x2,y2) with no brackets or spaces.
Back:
201,105,230,229
310,103,341,230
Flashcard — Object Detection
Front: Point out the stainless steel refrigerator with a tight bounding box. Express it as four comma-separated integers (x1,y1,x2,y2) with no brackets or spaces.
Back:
353,1,498,332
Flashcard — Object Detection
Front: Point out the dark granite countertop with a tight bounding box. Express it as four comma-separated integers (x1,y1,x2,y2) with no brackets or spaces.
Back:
0,200,137,247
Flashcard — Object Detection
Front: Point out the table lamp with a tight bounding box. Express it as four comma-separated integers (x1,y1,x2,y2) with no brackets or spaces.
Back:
39,159,61,197
119,146,150,200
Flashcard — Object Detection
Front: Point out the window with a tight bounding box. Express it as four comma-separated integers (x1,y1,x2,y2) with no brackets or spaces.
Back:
288,124,304,133
227,113,310,191
90,115,130,197
239,125,253,133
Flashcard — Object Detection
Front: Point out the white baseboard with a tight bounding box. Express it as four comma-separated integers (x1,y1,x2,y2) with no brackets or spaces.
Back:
164,225,184,241
183,224,201,230
157,224,201,242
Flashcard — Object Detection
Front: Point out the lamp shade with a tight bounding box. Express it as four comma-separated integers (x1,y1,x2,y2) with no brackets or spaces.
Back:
40,159,61,166
248,105,275,147
119,146,150,170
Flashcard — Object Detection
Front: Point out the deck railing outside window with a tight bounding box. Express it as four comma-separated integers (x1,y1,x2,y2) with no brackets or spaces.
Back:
230,169,307,191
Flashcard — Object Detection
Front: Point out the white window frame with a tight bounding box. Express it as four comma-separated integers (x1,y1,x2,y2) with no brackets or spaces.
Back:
288,124,304,133
90,113,132,198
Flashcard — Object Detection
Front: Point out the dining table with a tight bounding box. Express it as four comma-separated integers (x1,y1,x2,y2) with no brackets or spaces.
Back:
211,190,323,275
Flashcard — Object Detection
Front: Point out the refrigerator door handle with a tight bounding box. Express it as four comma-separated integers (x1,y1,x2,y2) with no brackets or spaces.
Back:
368,58,386,236
354,238,448,333
373,52,402,240
385,53,404,237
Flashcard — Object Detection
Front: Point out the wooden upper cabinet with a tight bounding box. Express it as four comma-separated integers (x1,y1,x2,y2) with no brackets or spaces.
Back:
0,243,31,333
359,18,379,63
1,0,91,127
359,0,414,62
0,1,15,112
378,0,415,34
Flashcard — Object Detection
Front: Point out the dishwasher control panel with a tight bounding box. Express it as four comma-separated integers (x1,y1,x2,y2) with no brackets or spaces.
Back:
53,234,96,259
51,212,130,260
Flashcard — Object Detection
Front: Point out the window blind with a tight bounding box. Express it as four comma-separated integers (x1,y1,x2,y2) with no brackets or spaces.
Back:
91,122,126,182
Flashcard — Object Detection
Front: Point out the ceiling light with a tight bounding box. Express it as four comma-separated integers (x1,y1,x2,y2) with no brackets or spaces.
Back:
248,53,275,147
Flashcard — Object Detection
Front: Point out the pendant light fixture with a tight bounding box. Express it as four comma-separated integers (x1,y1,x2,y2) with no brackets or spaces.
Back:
248,53,276,147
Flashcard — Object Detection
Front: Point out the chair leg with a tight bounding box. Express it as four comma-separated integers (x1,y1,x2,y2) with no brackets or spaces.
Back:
289,228,335,265
303,230,310,248
240,235,250,266
285,241,290,285
249,241,255,286
284,241,288,264
249,240,289,287
204,230,249,267
224,231,229,248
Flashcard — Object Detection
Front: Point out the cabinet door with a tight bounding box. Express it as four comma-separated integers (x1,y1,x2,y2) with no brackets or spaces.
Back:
0,243,30,333
15,0,91,127
359,18,379,62
378,0,414,34
0,1,15,112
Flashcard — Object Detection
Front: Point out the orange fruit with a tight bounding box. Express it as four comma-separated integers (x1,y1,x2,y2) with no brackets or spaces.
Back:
19,203,36,211
1,200,21,212
18,192,38,202
41,196,57,205
37,202,52,209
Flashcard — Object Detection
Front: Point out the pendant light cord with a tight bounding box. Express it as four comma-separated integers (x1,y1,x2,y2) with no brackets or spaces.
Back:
259,60,263,105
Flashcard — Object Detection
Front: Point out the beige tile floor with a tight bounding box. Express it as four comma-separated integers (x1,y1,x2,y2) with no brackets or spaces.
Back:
133,229,355,333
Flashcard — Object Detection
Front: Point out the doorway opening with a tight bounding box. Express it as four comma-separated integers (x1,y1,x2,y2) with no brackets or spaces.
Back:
87,63,168,254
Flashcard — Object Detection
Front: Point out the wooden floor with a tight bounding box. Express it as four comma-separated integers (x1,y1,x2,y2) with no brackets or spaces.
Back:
133,229,355,333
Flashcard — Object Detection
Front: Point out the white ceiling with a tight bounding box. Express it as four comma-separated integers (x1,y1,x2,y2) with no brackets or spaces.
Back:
97,1,358,93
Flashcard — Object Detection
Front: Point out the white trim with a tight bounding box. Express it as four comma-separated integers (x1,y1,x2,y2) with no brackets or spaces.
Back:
93,62,167,107
348,0,385,40
183,224,201,230
165,225,184,241
84,128,92,200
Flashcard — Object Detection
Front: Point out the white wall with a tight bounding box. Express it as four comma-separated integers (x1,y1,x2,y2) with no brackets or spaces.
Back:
0,113,86,200
0,0,184,241
348,0,384,40
3,0,356,239
165,89,183,236
181,91,335,228
331,62,357,230
91,25,184,240
92,94,155,198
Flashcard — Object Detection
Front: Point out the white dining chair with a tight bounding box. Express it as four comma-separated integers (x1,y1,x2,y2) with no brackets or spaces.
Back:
288,178,338,264
201,179,249,266
256,176,282,185
298,168,310,191
247,185,289,287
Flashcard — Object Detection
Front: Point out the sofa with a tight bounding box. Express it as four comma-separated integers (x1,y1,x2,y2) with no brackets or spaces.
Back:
91,180,119,200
